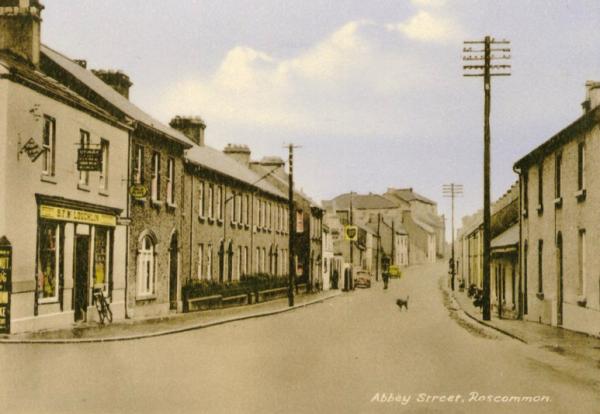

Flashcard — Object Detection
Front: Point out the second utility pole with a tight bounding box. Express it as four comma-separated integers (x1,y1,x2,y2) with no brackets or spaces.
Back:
287,144,297,307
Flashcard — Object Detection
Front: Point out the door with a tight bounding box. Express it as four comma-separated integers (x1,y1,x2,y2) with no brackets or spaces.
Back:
74,235,90,322
169,234,178,310
556,233,563,326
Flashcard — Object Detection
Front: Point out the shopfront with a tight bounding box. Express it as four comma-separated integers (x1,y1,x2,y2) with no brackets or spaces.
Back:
35,196,122,324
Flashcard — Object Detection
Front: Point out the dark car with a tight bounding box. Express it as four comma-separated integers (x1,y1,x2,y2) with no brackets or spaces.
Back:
354,270,372,288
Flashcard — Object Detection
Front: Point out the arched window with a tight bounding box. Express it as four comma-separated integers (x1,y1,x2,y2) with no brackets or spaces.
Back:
137,235,155,297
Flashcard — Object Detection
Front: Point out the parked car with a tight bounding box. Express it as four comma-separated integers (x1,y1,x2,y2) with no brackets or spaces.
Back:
354,270,372,288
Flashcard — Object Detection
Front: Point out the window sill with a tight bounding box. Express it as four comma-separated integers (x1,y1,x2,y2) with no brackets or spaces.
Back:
553,197,562,208
575,189,586,202
40,174,57,184
207,217,215,224
237,223,244,229
99,189,110,197
136,294,157,302
166,201,177,210
77,183,91,192
536,204,543,215
244,224,250,230
216,218,223,226
198,215,206,222
151,199,163,209
536,292,544,300
576,296,587,307
37,297,59,305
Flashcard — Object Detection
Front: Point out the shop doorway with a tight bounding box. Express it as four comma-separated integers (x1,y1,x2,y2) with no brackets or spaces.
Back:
169,234,178,310
74,235,90,322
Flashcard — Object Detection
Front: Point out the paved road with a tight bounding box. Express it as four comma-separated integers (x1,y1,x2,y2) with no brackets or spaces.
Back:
2,262,599,414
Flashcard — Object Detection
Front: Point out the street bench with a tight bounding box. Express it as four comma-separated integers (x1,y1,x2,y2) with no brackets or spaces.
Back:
221,293,249,308
186,294,222,312
257,287,288,303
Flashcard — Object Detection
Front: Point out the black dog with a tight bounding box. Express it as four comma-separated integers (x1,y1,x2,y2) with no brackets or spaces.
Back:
396,296,409,311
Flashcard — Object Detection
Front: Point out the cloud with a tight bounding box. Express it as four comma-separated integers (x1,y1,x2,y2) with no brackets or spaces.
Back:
385,10,464,43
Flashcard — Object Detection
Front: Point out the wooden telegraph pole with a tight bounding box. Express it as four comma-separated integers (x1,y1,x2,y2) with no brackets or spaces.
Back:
443,183,463,291
463,36,511,320
287,144,300,307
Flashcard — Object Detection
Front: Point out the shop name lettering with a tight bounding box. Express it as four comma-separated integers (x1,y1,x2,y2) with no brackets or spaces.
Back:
20,138,46,162
54,208,102,222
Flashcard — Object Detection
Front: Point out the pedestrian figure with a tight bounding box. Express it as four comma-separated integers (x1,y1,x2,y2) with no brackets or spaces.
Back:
332,269,339,289
382,270,389,290
381,255,391,290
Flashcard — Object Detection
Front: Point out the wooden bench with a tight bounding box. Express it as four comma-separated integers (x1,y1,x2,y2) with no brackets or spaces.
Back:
257,287,288,303
221,293,249,308
186,294,222,312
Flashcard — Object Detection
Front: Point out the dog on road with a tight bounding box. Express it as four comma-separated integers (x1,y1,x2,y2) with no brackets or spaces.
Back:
396,296,409,311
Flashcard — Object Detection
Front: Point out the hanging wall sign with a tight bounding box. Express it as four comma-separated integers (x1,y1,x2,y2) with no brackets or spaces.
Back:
129,184,148,199
0,237,12,334
344,225,358,241
77,148,103,171
19,137,46,162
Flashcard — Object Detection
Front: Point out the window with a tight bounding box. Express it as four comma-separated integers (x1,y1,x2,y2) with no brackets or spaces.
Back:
196,244,204,279
243,246,248,275
578,229,586,296
79,130,90,186
578,142,585,191
132,144,144,185
236,194,242,223
206,244,213,280
198,181,205,218
538,162,543,210
256,247,260,273
262,247,267,273
94,227,113,296
522,171,528,215
37,222,63,302
207,184,214,218
267,202,271,229
244,194,249,224
151,152,161,201
296,210,304,233
42,116,56,176
99,139,109,191
237,246,243,279
537,240,543,294
555,153,562,199
137,235,155,296
166,157,175,205
257,199,263,227
216,186,223,220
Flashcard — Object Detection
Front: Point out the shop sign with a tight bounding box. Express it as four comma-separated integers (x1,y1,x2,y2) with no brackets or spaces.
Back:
77,148,103,171
0,237,11,334
40,205,116,227
19,137,46,162
129,184,148,199
344,225,358,241
389,265,402,278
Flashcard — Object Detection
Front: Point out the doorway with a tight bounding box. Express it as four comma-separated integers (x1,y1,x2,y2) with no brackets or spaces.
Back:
169,234,178,310
74,235,90,322
556,232,563,326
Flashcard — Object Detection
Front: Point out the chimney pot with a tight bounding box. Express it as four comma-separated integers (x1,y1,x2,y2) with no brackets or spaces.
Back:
169,116,206,146
223,144,251,166
582,80,600,114
92,69,133,99
0,0,43,66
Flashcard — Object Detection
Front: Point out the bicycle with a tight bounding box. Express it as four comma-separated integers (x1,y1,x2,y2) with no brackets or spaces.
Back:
93,286,113,324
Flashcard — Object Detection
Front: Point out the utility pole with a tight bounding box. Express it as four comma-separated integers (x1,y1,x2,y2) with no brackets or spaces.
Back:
287,144,299,307
463,36,511,321
349,192,354,290
375,213,381,282
443,183,464,291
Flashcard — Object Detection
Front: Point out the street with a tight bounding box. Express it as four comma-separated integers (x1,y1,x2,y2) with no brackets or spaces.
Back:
2,261,599,414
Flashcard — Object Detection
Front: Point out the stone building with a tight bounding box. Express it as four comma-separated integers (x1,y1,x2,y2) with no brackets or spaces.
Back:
514,82,600,335
0,1,131,333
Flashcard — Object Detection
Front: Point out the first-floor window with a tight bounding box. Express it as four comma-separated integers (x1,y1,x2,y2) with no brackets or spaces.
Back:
37,222,63,302
94,227,113,296
137,235,155,296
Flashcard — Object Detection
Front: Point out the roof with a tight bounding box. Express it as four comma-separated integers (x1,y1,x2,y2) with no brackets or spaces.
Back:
41,45,194,148
185,146,286,200
412,215,435,234
0,51,128,130
514,104,600,170
386,188,436,205
491,223,519,249
329,193,398,210
250,162,322,208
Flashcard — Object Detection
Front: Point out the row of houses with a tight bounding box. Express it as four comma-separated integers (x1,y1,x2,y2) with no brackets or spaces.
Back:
322,189,445,281
458,80,600,336
0,1,325,334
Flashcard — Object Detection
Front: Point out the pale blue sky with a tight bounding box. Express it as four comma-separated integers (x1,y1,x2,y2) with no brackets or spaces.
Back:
42,1,600,236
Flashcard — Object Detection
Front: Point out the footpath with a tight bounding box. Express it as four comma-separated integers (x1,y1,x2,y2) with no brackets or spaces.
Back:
0,289,341,344
443,279,600,369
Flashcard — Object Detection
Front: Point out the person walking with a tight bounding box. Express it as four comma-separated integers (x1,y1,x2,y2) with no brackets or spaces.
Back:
381,255,390,290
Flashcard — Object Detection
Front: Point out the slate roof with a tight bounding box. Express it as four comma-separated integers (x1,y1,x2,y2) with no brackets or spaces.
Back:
491,223,519,249
41,45,194,148
329,193,398,210
386,188,436,205
185,146,286,200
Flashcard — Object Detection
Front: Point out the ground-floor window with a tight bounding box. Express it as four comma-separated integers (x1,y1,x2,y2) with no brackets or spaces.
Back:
37,222,64,303
94,227,113,297
137,235,155,296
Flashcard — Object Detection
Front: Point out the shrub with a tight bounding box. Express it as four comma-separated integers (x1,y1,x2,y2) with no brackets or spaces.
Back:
183,274,290,300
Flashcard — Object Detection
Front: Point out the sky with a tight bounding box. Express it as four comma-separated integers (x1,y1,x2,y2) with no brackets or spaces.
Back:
42,0,600,239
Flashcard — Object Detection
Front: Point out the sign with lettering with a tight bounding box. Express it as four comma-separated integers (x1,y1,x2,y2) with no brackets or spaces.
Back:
40,205,116,227
0,237,12,334
129,184,148,199
344,225,358,241
19,137,46,162
77,148,102,171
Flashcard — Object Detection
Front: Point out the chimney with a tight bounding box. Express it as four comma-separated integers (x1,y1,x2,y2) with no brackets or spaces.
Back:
582,81,600,114
0,0,44,66
223,144,251,166
169,116,206,146
73,59,87,69
92,69,133,99
257,155,286,179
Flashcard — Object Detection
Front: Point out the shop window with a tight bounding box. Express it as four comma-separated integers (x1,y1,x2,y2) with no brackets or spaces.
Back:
42,116,56,176
99,139,109,191
94,227,113,296
137,235,155,297
37,222,63,302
